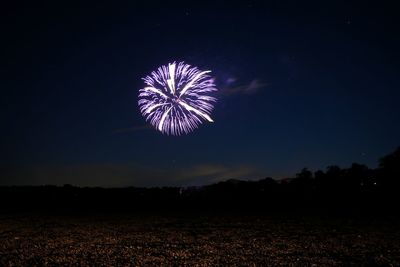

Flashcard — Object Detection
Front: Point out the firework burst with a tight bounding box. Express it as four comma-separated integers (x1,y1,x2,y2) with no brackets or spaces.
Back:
138,62,217,135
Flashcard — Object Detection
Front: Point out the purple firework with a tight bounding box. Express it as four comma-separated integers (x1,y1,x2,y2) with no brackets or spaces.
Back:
138,62,217,135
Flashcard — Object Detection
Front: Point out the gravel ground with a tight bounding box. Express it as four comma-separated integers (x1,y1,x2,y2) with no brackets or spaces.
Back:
0,213,399,266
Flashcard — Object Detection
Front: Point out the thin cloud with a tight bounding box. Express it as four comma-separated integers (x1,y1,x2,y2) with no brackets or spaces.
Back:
219,79,269,96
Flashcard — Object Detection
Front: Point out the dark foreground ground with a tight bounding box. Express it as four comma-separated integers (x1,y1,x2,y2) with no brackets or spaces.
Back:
1,213,399,266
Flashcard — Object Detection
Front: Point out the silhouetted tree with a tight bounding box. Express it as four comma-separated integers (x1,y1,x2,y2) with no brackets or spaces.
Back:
314,170,326,189
379,147,400,188
319,165,343,190
296,168,313,180
345,163,369,188
326,165,341,177
314,170,325,180
259,177,277,188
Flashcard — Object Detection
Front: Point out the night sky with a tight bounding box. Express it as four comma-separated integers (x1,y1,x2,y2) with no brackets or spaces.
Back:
2,1,399,187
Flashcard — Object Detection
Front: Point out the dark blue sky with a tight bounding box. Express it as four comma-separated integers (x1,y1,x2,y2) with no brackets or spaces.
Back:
1,1,399,187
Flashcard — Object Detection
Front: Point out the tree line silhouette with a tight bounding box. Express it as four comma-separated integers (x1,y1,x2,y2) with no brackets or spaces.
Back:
1,147,399,214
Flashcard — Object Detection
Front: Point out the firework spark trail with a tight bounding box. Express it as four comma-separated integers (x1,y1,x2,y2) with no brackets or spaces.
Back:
138,61,217,135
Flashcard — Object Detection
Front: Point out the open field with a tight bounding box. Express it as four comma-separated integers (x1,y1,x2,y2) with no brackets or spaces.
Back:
1,213,399,266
